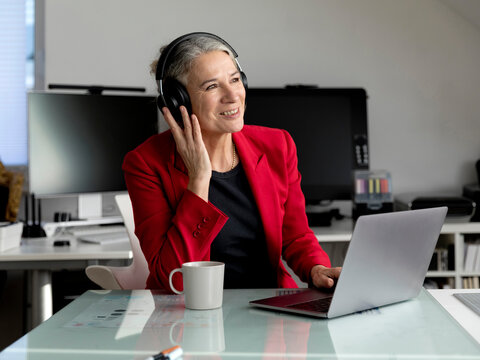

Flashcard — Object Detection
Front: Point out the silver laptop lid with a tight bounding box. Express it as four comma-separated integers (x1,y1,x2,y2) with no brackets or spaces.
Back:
327,207,447,318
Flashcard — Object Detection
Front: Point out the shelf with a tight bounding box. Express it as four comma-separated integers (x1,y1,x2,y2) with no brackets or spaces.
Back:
312,218,354,242
459,273,480,277
426,271,455,278
441,222,480,234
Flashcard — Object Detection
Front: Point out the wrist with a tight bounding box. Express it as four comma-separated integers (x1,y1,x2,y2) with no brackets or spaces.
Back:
187,176,210,202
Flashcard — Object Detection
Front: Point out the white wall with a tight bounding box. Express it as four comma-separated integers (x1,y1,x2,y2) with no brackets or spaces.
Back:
43,0,480,196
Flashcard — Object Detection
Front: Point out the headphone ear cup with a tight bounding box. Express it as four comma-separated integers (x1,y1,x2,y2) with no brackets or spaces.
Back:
156,95,166,111
240,71,248,90
162,79,192,126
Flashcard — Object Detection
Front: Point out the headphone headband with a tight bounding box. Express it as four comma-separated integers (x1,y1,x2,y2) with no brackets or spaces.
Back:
155,32,239,82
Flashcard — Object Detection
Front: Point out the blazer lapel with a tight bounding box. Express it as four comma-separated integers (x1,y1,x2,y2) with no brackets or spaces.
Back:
233,132,282,267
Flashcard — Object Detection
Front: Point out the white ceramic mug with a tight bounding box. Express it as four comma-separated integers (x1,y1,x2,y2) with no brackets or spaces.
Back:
168,261,225,310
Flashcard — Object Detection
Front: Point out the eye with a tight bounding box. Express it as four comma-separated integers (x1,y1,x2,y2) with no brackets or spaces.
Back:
231,77,240,83
206,83,217,91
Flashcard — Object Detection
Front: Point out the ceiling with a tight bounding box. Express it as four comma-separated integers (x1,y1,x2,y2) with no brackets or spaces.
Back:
439,0,480,31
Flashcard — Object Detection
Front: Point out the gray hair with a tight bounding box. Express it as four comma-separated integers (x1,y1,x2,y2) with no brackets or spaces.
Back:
151,35,235,89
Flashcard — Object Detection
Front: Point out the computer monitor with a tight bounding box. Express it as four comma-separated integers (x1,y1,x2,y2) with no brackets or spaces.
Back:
28,92,158,219
244,87,369,205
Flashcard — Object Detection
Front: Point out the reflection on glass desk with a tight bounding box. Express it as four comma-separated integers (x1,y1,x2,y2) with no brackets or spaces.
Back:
1,289,479,360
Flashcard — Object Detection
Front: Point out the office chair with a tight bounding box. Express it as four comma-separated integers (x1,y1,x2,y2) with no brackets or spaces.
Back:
85,194,149,289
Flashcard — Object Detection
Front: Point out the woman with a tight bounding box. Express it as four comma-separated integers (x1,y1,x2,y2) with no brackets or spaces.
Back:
123,32,341,291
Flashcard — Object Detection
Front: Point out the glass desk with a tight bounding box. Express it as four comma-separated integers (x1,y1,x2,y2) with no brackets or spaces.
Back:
1,289,479,360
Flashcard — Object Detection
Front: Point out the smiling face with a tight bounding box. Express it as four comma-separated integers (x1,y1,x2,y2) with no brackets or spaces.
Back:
185,51,246,139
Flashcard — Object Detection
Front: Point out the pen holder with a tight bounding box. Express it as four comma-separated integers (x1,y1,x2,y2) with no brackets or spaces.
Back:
352,170,393,220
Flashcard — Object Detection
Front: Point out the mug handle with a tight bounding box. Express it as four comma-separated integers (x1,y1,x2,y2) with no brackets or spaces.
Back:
169,320,183,345
169,268,183,294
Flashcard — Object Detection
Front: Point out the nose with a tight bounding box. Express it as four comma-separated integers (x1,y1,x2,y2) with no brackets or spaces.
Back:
221,83,241,103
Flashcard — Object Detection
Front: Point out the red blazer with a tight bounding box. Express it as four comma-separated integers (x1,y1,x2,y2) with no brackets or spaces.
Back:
123,125,331,290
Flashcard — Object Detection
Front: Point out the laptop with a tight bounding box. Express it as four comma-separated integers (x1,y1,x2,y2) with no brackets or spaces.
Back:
249,207,447,318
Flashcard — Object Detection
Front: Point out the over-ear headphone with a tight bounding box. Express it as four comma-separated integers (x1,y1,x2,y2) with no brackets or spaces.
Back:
155,32,247,125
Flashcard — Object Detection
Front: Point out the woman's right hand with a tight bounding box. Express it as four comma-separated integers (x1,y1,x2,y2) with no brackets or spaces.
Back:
162,106,211,201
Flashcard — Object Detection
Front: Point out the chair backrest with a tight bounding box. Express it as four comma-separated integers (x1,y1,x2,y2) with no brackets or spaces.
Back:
85,266,122,290
113,193,149,289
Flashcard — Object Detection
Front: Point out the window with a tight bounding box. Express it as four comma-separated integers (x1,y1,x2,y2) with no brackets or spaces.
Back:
26,0,35,89
0,0,34,166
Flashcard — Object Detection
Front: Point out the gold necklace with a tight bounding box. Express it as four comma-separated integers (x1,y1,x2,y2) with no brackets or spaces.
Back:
231,143,236,170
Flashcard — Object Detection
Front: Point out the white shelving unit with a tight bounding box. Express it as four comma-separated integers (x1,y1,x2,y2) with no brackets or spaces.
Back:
312,219,480,289
430,222,480,288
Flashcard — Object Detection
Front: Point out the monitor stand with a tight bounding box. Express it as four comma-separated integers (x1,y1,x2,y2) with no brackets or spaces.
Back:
78,193,103,220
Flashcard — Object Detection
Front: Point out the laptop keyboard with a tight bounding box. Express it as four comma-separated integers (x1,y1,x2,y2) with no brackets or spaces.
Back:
453,293,480,317
287,296,333,313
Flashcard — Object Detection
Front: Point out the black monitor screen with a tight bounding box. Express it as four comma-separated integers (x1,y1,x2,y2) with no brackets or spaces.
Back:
28,92,158,196
244,88,368,203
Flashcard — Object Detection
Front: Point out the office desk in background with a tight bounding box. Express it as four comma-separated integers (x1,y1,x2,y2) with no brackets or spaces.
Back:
1,288,479,360
0,235,132,329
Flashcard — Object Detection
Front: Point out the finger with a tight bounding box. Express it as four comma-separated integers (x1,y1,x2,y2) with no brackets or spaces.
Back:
180,106,192,130
180,106,194,144
162,107,187,149
162,107,181,131
318,274,335,288
324,267,341,284
190,114,203,143
312,266,341,289
325,267,341,278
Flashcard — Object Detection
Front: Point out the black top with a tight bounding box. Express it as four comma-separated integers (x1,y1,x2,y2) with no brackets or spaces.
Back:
209,164,277,288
